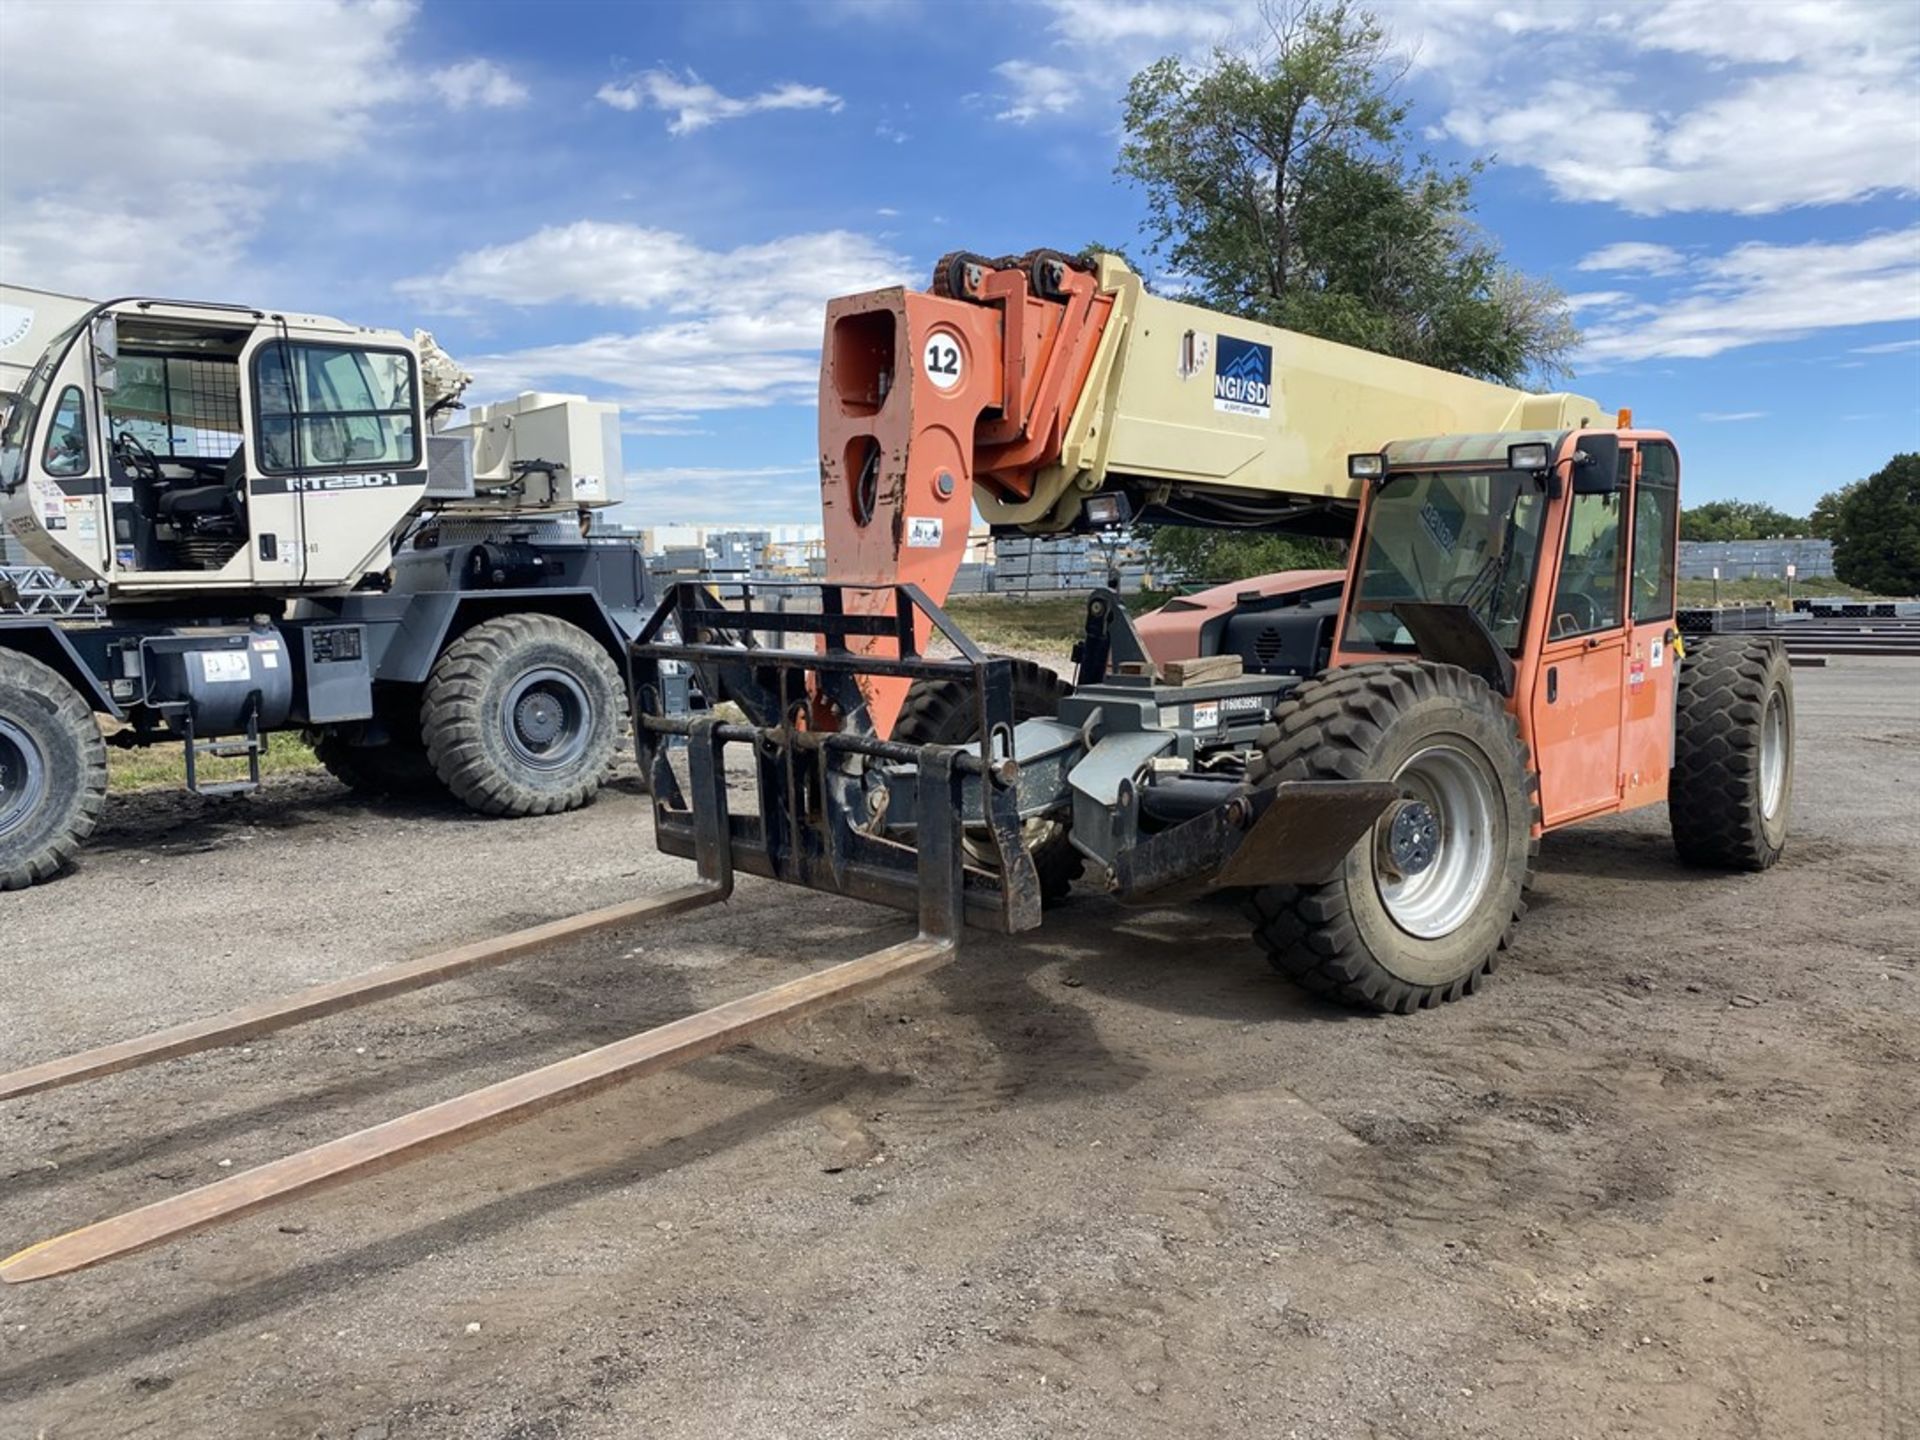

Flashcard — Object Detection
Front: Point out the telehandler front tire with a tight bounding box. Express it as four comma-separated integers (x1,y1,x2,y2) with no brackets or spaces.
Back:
422,615,624,818
1243,662,1536,1013
893,658,1084,904
1668,635,1792,871
0,650,108,891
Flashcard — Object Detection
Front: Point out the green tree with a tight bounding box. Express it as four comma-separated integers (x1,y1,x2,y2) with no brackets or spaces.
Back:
1116,0,1577,386
1807,483,1858,540
1827,454,1920,595
1677,500,1808,542
1146,527,1341,587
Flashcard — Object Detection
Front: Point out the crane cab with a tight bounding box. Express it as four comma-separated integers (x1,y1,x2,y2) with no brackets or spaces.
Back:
0,299,430,598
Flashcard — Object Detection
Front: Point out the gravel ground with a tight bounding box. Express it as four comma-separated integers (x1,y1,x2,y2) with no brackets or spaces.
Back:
1,659,1916,1440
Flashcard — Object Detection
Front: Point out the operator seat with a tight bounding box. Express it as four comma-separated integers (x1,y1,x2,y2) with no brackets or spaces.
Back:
157,447,247,531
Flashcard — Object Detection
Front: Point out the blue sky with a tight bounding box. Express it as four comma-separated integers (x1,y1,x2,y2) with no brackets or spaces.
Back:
3,0,1916,525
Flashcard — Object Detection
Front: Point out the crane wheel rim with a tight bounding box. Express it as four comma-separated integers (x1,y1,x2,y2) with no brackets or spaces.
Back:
1760,687,1788,821
0,717,47,840
1375,741,1500,940
503,668,593,771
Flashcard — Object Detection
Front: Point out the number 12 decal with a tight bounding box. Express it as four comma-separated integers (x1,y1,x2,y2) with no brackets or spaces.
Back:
922,331,964,390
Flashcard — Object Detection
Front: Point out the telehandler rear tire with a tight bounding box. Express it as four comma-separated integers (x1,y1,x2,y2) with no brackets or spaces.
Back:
0,650,108,891
1668,635,1792,871
1243,662,1535,1013
421,614,623,818
893,659,1084,903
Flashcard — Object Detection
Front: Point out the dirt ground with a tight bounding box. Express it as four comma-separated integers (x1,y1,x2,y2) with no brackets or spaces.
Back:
2,660,1916,1440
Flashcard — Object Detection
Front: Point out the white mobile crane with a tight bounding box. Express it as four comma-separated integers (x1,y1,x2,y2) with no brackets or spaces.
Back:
0,292,653,890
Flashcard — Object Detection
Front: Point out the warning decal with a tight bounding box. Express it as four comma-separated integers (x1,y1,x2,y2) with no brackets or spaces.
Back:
199,651,253,684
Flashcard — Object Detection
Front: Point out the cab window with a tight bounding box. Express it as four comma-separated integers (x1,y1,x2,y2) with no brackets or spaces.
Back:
253,342,417,472
1549,491,1625,637
1630,442,1679,622
41,386,90,477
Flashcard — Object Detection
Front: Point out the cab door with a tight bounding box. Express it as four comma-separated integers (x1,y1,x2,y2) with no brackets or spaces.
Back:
1530,447,1633,826
1618,439,1681,812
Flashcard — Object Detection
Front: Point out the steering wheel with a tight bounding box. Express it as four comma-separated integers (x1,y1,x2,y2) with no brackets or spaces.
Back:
1440,575,1479,604
1554,593,1600,636
113,430,162,482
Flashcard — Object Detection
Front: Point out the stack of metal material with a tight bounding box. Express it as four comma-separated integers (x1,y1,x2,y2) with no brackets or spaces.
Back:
1677,539,1833,581
994,535,1093,594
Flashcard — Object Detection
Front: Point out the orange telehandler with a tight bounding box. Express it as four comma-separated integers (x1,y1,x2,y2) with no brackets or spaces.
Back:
0,250,1793,1282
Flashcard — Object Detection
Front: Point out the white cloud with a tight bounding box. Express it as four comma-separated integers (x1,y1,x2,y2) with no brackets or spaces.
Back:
993,61,1078,123
1037,0,1234,51
430,58,528,110
1015,1,1919,218
1436,1,1920,215
0,0,415,295
1576,243,1685,277
1698,411,1768,423
1563,291,1635,311
596,69,842,135
1580,226,1920,365
1852,338,1920,355
400,223,907,424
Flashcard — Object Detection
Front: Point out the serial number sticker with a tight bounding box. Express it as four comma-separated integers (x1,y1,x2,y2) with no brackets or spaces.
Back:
110,486,135,504
199,651,253,684
906,516,943,548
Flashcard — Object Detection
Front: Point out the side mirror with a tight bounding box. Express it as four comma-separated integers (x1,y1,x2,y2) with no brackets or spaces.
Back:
1571,432,1621,495
91,314,119,395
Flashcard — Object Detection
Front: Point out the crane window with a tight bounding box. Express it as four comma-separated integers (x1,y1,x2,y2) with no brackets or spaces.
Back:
41,386,90,477
1550,493,1625,637
253,343,417,472
106,355,244,461
1348,469,1550,654
1630,442,1679,622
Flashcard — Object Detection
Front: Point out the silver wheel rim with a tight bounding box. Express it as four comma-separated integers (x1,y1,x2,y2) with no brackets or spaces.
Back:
0,716,47,840
1377,741,1500,940
1760,688,1787,820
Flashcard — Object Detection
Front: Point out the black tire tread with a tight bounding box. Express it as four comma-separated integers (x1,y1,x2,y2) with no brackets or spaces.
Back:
1243,662,1538,1013
310,729,443,798
0,649,108,891
421,614,622,819
1669,635,1791,871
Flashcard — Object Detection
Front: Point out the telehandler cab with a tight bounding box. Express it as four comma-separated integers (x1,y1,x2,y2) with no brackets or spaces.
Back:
0,252,1793,1283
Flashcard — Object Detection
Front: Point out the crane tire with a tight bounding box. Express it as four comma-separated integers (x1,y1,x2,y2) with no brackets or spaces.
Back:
1669,636,1792,871
310,693,444,800
0,649,107,891
1244,661,1536,1014
422,614,623,818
